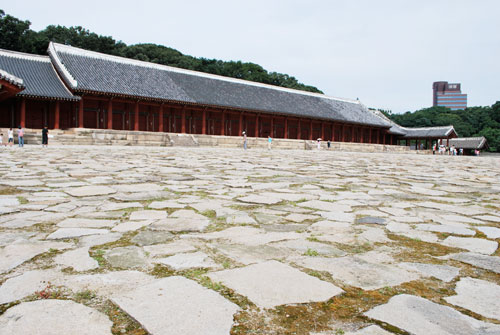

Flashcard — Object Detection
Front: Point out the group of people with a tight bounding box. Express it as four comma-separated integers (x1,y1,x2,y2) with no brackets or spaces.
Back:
432,144,466,155
0,126,49,147
241,132,332,150
0,127,23,147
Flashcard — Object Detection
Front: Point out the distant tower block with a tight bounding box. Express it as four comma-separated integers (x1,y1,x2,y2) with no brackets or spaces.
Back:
432,81,467,110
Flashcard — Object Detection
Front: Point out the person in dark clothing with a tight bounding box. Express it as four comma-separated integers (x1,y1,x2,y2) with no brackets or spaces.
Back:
42,127,49,147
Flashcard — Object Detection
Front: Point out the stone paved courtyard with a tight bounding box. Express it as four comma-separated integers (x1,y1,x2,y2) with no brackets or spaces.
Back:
0,145,499,334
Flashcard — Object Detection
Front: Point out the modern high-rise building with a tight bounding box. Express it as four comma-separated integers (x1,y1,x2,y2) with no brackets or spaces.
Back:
432,81,467,110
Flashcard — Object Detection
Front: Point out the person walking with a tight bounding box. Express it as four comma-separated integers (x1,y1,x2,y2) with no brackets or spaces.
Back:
267,135,272,150
17,126,24,147
42,126,49,147
8,128,13,147
242,131,247,150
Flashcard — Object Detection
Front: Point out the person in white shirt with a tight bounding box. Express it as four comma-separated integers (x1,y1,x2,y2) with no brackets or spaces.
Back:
8,128,14,147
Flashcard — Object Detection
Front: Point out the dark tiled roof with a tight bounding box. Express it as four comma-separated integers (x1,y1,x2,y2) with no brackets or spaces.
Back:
0,49,78,101
369,110,457,138
449,137,488,149
0,69,25,89
48,43,390,127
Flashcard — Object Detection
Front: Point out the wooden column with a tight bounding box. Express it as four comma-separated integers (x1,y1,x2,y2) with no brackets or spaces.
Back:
78,98,84,128
341,124,345,142
382,131,386,145
331,123,334,141
181,106,186,133
321,122,325,139
298,120,301,139
202,109,207,135
134,101,139,131
20,98,26,128
284,117,288,139
361,127,365,143
369,128,372,144
270,117,274,137
254,115,259,137
158,104,164,132
239,112,243,136
54,101,60,129
309,120,313,140
391,135,394,145
107,98,113,129
221,111,225,136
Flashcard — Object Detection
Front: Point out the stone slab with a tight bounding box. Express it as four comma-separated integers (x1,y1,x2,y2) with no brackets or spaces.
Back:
112,220,152,232
398,262,459,282
451,252,500,274
237,194,282,205
345,325,393,335
144,240,197,257
0,299,112,335
0,269,59,304
54,247,99,271
104,246,149,269
150,218,210,232
445,277,500,320
57,218,117,228
47,228,110,239
0,241,71,274
441,236,498,255
131,230,174,246
156,251,219,270
208,260,343,308
364,294,500,335
129,210,168,221
65,185,117,197
112,276,239,335
477,226,500,239
416,224,475,236
99,201,143,211
297,256,420,290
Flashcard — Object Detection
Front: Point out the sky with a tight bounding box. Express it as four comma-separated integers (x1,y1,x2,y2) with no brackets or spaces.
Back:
3,0,499,113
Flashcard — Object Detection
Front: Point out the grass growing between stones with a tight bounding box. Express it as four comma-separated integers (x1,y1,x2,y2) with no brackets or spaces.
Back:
0,186,20,195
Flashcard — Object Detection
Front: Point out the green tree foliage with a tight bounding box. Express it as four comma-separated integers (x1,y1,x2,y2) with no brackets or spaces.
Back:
390,104,500,152
0,9,322,93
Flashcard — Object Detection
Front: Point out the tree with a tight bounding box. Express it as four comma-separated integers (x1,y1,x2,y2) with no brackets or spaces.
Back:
0,9,32,52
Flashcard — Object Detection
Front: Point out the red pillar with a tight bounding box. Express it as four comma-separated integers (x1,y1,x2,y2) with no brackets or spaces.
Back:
202,109,207,135
54,101,60,129
78,98,84,128
391,135,394,145
383,131,386,145
107,98,113,130
181,107,186,133
284,117,288,139
321,122,325,139
298,120,301,139
221,111,225,136
309,120,313,140
331,123,334,141
239,112,243,136
361,127,365,143
341,124,345,142
254,114,259,137
158,104,164,132
369,128,372,144
20,98,26,128
134,101,139,131
270,117,274,137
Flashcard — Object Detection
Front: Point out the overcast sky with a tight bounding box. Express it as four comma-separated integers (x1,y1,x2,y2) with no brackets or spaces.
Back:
4,0,499,113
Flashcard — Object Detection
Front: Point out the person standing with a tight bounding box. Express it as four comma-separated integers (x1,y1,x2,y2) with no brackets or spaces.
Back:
242,131,247,150
17,126,24,147
317,138,321,150
327,140,331,149
8,128,13,147
42,127,49,147
267,135,272,150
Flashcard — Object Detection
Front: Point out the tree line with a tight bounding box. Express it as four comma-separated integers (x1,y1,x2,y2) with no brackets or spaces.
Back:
385,103,500,152
0,9,322,93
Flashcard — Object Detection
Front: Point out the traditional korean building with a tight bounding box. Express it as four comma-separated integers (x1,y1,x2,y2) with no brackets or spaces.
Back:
0,42,458,147
449,137,488,155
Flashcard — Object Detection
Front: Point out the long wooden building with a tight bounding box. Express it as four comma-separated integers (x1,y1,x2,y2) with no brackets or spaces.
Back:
0,43,457,146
